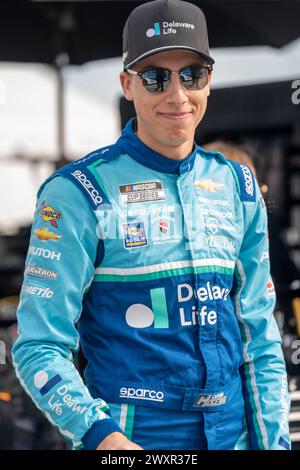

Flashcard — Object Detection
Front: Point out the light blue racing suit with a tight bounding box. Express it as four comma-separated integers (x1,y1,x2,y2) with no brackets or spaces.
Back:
12,118,290,450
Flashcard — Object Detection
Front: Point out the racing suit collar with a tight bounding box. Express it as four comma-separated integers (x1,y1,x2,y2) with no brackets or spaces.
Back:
116,118,197,175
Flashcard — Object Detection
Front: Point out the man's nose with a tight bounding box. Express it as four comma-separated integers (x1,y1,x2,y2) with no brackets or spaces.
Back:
165,72,188,104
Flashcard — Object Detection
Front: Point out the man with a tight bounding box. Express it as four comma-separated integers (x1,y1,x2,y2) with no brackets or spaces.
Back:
13,0,290,450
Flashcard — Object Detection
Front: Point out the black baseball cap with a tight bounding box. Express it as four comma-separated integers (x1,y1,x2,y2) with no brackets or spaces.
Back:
122,0,215,70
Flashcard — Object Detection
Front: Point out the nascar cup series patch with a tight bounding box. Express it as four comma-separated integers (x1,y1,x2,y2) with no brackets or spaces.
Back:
119,181,166,204
123,221,148,248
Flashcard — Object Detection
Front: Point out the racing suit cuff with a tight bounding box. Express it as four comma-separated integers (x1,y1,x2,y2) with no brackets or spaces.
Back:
81,418,124,450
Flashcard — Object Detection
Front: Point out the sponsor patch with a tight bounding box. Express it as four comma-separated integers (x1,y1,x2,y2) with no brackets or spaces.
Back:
34,228,62,241
180,306,217,327
194,179,224,192
194,392,226,408
260,251,269,262
119,387,164,403
207,236,236,252
123,221,148,248
178,282,230,303
34,371,63,396
200,207,234,220
119,181,166,204
71,169,103,206
39,201,62,227
34,371,88,416
22,284,54,298
25,265,57,280
229,161,256,202
151,215,181,245
266,279,275,296
241,165,254,197
205,217,236,234
28,246,61,261
159,220,169,234
198,196,230,207
47,384,89,416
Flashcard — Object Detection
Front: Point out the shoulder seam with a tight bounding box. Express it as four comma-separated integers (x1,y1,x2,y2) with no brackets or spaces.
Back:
196,146,227,164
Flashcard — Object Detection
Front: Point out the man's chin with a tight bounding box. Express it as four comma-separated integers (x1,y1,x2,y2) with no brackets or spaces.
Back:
162,132,191,148
163,125,191,141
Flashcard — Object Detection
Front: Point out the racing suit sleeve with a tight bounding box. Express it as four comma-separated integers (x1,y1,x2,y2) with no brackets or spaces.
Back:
12,176,124,449
233,178,291,450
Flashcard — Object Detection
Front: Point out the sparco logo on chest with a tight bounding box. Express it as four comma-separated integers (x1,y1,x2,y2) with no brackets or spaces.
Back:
119,387,164,402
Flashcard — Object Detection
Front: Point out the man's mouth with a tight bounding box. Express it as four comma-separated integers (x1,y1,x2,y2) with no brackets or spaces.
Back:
158,112,192,120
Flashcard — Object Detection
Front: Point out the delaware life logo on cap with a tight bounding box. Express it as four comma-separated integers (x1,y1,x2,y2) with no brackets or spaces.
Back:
146,22,161,37
146,20,195,38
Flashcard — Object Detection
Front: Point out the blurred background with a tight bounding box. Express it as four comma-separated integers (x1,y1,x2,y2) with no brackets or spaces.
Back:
0,0,300,449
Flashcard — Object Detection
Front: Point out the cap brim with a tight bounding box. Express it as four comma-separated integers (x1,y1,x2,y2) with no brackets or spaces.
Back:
124,45,215,70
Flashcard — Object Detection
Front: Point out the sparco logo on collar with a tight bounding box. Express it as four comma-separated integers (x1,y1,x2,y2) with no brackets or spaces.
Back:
119,181,166,204
71,170,103,205
146,21,195,37
240,165,254,197
119,387,164,403
194,392,226,408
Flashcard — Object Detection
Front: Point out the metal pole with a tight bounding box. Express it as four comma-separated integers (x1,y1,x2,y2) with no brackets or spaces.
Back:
55,52,69,169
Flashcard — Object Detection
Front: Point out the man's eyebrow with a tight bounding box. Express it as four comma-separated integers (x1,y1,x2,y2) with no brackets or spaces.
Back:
140,64,160,69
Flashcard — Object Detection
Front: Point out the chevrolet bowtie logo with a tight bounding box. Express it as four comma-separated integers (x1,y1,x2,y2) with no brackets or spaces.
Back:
194,180,225,192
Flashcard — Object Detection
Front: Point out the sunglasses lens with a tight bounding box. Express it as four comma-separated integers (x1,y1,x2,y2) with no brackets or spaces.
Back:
179,66,208,90
139,66,209,93
142,69,170,93
179,66,195,88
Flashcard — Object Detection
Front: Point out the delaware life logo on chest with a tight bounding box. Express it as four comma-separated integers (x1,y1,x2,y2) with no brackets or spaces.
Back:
124,281,231,330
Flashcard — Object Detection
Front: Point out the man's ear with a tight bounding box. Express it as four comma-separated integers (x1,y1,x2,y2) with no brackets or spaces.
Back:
120,71,134,101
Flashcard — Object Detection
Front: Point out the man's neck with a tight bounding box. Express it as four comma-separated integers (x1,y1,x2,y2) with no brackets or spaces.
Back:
135,126,194,160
